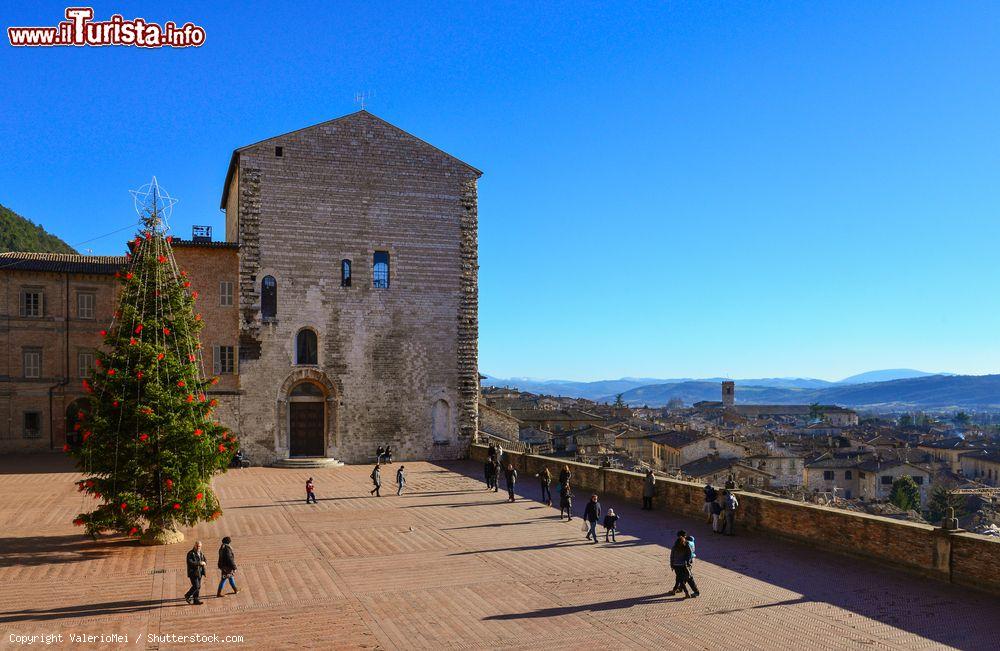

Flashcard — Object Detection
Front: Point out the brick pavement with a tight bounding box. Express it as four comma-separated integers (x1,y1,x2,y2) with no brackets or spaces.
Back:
1,455,998,650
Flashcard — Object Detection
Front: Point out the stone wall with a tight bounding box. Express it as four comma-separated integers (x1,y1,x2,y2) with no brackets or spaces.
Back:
478,402,519,441
470,444,1000,595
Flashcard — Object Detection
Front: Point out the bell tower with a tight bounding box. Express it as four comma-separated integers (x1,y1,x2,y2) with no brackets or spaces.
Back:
722,381,735,408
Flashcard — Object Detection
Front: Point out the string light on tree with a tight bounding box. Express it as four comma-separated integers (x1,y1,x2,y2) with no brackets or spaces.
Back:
66,178,235,545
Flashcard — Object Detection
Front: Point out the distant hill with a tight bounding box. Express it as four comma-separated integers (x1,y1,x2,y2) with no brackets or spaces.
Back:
0,203,76,254
837,369,943,384
615,374,1000,410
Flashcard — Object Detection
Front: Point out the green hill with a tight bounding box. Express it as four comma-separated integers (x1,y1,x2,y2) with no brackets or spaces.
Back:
0,203,76,254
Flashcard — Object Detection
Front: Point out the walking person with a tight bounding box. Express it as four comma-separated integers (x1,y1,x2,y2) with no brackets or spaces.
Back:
642,469,656,510
184,541,207,605
306,477,317,504
484,457,495,490
385,445,393,464
722,490,739,536
537,467,552,506
504,463,518,502
490,456,501,493
488,441,497,461
603,508,620,543
559,482,574,520
703,482,717,523
583,494,602,543
216,536,238,597
370,463,382,497
667,532,700,598
376,445,385,464
396,465,406,495
558,465,571,493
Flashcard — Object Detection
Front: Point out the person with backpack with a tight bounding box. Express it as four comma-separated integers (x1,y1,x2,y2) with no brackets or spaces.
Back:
370,464,382,497
722,489,739,536
703,482,717,523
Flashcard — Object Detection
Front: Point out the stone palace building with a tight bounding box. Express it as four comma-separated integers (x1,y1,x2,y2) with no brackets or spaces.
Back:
0,111,481,465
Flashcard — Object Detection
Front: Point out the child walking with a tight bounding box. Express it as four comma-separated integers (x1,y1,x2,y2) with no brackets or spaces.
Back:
603,508,620,542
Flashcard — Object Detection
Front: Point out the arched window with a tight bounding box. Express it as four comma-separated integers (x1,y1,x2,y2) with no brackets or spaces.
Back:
296,329,318,365
373,251,389,288
261,276,277,319
341,259,352,287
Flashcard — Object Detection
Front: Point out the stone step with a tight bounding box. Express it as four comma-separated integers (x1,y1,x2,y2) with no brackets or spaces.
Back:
271,457,344,469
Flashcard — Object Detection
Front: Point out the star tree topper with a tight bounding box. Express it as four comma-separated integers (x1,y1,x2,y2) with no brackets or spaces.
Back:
129,176,178,231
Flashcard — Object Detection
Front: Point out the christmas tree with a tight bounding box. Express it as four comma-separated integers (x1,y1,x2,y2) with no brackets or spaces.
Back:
67,179,234,544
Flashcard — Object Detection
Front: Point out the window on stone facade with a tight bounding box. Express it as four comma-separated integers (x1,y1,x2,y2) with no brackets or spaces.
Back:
844,470,852,480
823,470,834,481
78,350,94,378
373,251,389,288
20,289,42,318
23,412,41,439
214,345,235,374
296,329,318,365
881,475,893,485
77,292,95,319
912,475,924,485
275,146,283,157
341,259,352,287
261,276,277,319
220,281,234,306
23,348,41,378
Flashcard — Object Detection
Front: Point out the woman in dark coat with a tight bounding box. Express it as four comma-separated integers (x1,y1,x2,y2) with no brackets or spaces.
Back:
667,533,699,598
216,536,238,597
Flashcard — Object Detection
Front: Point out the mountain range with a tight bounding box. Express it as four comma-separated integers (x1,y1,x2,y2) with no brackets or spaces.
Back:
480,369,1000,411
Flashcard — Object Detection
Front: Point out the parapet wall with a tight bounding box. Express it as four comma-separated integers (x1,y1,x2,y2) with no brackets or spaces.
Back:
471,444,1000,596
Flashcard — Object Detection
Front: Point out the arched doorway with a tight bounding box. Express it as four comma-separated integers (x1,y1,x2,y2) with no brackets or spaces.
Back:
288,381,325,457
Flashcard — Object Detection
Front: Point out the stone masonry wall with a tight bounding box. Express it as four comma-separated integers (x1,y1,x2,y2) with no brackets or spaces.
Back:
470,445,1000,596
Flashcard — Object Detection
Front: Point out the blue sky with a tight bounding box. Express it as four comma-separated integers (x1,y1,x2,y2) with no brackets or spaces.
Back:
2,1,999,382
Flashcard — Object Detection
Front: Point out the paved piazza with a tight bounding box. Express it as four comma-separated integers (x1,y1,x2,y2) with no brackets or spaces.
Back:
1,456,998,650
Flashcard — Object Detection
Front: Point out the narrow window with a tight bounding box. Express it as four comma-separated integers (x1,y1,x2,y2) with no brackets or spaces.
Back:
296,329,318,365
77,350,94,378
275,146,283,157
261,276,277,319
23,348,41,378
213,345,235,374
373,251,389,288
77,292,95,319
341,259,352,287
844,470,852,480
20,289,42,318
23,412,41,439
220,281,234,306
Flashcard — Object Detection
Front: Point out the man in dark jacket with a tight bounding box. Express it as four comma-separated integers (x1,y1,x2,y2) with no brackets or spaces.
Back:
583,494,602,543
490,457,501,493
703,482,717,523
504,464,518,502
216,536,238,597
184,541,207,605
484,458,494,490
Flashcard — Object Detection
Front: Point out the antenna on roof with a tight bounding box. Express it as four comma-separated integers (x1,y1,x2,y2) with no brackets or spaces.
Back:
354,90,375,111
